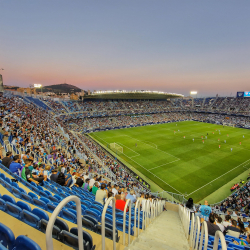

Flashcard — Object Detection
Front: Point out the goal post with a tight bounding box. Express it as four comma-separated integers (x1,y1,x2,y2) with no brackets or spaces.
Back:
223,123,235,128
110,143,123,154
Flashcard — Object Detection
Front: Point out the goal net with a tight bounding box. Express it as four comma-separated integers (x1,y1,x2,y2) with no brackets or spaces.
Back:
110,143,123,154
223,123,235,128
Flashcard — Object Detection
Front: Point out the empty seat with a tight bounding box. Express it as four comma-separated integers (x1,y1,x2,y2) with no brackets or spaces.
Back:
44,190,52,196
0,222,16,250
0,198,6,211
21,209,41,229
28,192,38,199
12,187,22,198
59,231,90,250
70,227,95,250
32,208,49,221
21,193,33,204
95,224,119,242
47,203,58,213
1,195,16,204
90,205,103,213
48,196,59,203
16,201,31,212
54,217,69,232
60,209,76,223
12,182,19,189
5,202,22,219
4,182,13,192
116,220,133,235
15,235,42,250
40,219,61,239
39,197,50,204
18,187,27,194
32,198,47,210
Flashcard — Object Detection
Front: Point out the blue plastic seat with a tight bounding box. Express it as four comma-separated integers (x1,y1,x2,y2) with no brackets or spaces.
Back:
0,243,8,250
30,182,37,188
5,177,11,184
21,209,41,229
47,203,58,213
95,224,119,242
59,231,89,250
18,187,27,194
16,201,31,212
40,219,61,239
81,201,91,208
116,220,133,235
60,209,76,223
5,202,22,219
32,208,49,221
28,192,38,199
85,209,100,222
0,198,6,211
44,190,52,196
1,195,16,204
54,217,69,232
21,193,33,204
15,235,42,250
4,182,13,192
12,182,19,189
32,198,47,210
70,227,95,250
54,194,62,202
39,197,50,204
11,187,22,198
0,222,16,250
0,173,5,179
90,204,103,213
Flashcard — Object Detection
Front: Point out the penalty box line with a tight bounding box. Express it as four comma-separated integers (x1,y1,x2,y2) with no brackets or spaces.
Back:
148,159,180,170
93,133,183,195
185,158,250,197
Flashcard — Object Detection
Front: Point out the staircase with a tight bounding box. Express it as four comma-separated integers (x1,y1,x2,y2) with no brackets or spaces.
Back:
127,210,189,250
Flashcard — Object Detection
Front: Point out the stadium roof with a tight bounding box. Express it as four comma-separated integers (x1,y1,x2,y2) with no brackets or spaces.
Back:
85,90,184,100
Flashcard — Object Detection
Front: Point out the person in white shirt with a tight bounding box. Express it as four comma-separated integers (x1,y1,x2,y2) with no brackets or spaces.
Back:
89,175,97,188
222,215,232,228
215,217,225,233
112,185,118,196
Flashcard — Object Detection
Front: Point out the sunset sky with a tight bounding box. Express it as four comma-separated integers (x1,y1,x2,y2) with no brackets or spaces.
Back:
1,1,250,97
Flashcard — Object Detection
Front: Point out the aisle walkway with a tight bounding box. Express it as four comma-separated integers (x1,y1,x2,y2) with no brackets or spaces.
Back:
127,210,190,250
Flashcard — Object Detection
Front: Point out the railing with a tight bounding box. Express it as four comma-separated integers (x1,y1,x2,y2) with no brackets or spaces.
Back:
179,205,227,250
101,197,116,250
46,196,84,250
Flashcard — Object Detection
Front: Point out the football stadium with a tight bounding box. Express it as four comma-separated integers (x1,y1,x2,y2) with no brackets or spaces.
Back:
1,1,250,250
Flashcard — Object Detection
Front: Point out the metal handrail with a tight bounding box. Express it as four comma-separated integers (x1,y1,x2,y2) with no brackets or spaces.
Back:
134,199,141,237
123,199,132,245
212,230,227,250
101,197,116,250
198,221,208,250
46,196,83,250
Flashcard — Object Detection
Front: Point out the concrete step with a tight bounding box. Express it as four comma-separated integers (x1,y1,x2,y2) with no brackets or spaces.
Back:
126,210,189,250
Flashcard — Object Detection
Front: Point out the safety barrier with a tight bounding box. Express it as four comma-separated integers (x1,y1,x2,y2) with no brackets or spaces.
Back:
179,205,227,250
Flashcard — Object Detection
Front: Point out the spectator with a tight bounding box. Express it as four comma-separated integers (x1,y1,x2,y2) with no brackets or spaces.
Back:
185,198,196,217
116,193,128,212
105,191,114,206
223,215,232,228
206,214,221,236
75,175,84,188
83,178,90,191
50,169,59,183
57,172,66,186
95,183,107,205
226,220,241,237
115,190,122,200
112,184,118,196
92,182,99,195
21,159,39,185
215,217,225,234
2,151,13,168
199,200,211,222
9,155,22,175
126,190,137,207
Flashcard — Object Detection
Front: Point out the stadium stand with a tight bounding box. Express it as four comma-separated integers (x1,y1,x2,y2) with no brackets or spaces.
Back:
2,93,250,249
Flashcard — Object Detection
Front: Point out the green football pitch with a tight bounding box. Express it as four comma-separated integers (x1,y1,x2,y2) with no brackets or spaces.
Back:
90,121,250,202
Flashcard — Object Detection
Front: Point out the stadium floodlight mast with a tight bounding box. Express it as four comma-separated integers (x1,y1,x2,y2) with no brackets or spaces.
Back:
34,83,43,93
190,91,198,98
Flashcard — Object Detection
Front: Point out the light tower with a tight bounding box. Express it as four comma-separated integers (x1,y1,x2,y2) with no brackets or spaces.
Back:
0,68,4,93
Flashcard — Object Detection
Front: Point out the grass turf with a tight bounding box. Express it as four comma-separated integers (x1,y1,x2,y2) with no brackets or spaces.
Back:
90,121,250,203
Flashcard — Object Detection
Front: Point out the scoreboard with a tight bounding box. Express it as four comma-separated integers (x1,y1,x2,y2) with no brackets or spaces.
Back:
237,91,250,98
